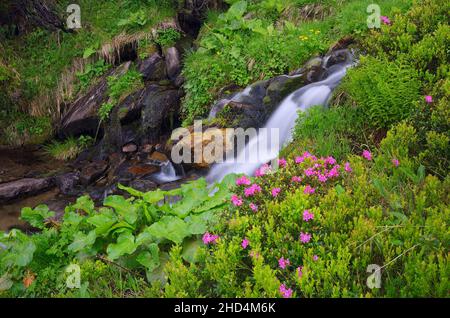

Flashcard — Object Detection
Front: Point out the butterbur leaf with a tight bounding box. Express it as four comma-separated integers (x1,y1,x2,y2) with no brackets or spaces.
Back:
107,231,136,261
136,243,160,271
5,241,36,268
87,209,118,236
146,252,170,284
68,230,97,253
72,196,95,215
104,195,137,225
20,205,55,229
146,216,191,244
181,238,203,264
118,184,144,198
143,189,165,204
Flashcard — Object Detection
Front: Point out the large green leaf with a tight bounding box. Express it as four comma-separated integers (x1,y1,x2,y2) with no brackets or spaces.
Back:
20,205,55,229
181,238,203,264
68,230,97,253
136,243,160,271
118,183,144,198
103,195,138,225
107,231,136,261
143,189,166,204
87,209,118,236
72,196,95,215
146,216,191,244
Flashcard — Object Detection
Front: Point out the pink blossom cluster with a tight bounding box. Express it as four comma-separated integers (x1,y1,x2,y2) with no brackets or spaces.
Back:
278,257,290,269
255,164,271,177
236,175,251,186
279,284,293,298
202,232,219,245
244,184,262,197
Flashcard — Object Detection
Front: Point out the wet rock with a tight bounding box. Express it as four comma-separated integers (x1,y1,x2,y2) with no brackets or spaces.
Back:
0,178,54,203
122,142,138,153
142,144,155,154
59,62,132,137
265,75,306,109
127,164,160,177
141,85,182,143
55,172,80,195
324,49,353,69
80,161,109,186
149,151,169,162
128,179,157,193
164,47,181,80
171,127,234,169
137,52,167,81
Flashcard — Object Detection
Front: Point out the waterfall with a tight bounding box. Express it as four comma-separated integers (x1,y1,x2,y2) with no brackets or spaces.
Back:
153,161,181,183
207,60,353,182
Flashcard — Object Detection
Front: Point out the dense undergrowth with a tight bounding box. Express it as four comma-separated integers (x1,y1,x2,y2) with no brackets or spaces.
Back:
0,0,449,298
0,0,175,146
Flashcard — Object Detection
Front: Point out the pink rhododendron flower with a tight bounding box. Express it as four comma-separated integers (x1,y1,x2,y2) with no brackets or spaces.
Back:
303,210,314,222
362,150,372,161
304,167,316,177
317,174,328,183
313,255,319,261
278,158,287,168
242,238,249,249
255,164,271,177
381,16,391,25
344,162,352,172
325,156,337,166
231,194,243,206
249,203,258,212
295,156,305,164
236,175,251,186
297,266,303,278
244,184,262,197
327,165,340,178
425,95,433,103
278,257,290,269
279,284,293,298
392,158,400,167
202,232,219,245
291,176,302,183
300,232,312,244
271,188,281,197
304,185,315,195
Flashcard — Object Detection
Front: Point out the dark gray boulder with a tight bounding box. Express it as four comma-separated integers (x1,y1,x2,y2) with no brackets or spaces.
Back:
0,178,54,203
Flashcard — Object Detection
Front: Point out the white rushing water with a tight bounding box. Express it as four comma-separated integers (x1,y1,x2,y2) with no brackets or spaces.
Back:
153,161,181,183
207,62,353,182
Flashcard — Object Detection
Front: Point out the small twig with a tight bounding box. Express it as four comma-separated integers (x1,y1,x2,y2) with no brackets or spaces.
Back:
375,244,420,274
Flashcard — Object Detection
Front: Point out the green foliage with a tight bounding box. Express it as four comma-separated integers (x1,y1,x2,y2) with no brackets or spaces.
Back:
76,60,111,93
341,56,421,128
2,114,52,146
285,105,366,161
44,135,93,161
117,10,149,31
155,28,181,48
0,177,233,297
160,149,449,298
107,69,143,102
98,69,143,122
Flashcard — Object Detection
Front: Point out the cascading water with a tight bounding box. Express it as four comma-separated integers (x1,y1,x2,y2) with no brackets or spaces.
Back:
207,55,354,182
208,86,253,119
153,160,181,183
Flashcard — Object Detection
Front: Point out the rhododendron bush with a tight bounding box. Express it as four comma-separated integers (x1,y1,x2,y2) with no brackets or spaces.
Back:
160,143,448,297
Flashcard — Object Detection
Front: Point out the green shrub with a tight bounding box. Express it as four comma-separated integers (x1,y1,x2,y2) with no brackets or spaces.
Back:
160,149,449,297
155,28,181,48
44,136,93,161
341,56,421,128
